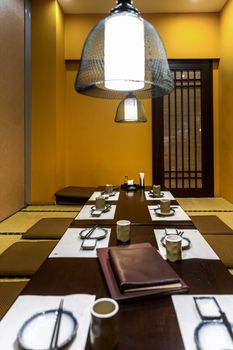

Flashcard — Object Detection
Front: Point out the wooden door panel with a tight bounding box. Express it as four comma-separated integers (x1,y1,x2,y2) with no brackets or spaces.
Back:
152,60,213,197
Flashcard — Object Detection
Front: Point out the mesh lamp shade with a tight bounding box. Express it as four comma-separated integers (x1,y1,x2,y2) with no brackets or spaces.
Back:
115,94,146,123
75,0,174,99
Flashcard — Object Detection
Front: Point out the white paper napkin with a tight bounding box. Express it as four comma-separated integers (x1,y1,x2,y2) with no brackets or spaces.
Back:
75,205,116,220
148,205,191,221
89,191,120,201
154,229,219,260
49,228,111,258
144,191,175,201
0,294,95,350
172,295,233,350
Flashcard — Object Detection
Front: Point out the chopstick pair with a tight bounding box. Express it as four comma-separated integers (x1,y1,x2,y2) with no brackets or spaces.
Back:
84,224,98,239
49,298,64,350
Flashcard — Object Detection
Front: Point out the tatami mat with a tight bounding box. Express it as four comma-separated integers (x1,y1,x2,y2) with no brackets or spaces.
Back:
176,197,233,230
22,205,82,212
0,211,77,233
177,197,233,211
0,278,30,282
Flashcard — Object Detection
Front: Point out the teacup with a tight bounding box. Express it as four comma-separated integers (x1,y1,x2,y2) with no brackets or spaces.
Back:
105,184,113,195
160,199,171,214
152,185,161,197
96,196,106,210
165,235,182,262
116,220,131,242
89,298,119,350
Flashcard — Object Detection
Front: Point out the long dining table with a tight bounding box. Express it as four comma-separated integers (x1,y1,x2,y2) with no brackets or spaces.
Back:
20,188,233,349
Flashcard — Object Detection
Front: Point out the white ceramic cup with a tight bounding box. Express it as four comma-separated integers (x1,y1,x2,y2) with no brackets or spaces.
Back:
116,220,131,242
165,234,182,262
153,185,161,196
105,184,113,195
95,196,106,210
89,298,119,350
160,199,171,214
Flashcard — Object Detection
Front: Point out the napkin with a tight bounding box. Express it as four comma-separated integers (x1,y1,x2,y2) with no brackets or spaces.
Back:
172,295,233,350
89,191,120,201
49,228,111,258
144,191,175,201
0,294,95,350
148,205,191,221
154,229,219,260
75,205,117,220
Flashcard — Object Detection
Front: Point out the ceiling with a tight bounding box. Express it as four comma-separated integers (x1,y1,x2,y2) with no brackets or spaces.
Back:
58,0,228,14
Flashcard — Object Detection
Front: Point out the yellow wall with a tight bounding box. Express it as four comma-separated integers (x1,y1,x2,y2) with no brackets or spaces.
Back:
219,0,233,202
65,13,220,60
213,60,220,197
55,2,66,192
31,8,221,200
0,0,25,220
64,13,220,188
66,62,152,186
31,0,65,203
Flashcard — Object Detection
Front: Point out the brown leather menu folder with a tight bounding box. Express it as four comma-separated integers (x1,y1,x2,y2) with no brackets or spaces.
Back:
109,246,182,293
97,243,189,302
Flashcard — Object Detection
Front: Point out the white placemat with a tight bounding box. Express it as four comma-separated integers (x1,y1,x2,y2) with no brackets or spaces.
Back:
148,205,191,221
172,295,233,350
75,205,116,220
0,294,95,350
154,229,219,260
49,228,111,258
144,191,175,201
89,191,120,201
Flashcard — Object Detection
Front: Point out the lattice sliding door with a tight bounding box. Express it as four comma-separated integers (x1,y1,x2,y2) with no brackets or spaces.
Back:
153,60,213,197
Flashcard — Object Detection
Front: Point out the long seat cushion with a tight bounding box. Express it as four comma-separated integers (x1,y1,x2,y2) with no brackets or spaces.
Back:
190,215,233,235
55,186,97,204
22,218,73,239
0,281,28,320
0,241,57,277
204,235,233,267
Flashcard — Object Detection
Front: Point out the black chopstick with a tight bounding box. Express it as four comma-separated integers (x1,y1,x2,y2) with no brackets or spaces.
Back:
219,310,233,343
212,296,233,342
49,298,64,350
84,224,98,239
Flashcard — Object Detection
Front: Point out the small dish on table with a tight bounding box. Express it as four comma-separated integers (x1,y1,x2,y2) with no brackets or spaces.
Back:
149,191,164,199
90,204,111,217
17,308,78,350
154,208,175,217
160,235,191,250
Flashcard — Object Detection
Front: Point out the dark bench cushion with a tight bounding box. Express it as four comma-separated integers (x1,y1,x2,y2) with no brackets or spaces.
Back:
0,241,57,277
22,218,73,239
190,215,233,235
204,235,233,267
55,186,97,204
0,281,28,320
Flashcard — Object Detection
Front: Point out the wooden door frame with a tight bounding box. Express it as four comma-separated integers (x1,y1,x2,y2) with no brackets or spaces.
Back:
152,59,214,197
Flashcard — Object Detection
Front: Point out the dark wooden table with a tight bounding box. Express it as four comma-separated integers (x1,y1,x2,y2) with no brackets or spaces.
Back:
22,225,233,350
71,188,195,227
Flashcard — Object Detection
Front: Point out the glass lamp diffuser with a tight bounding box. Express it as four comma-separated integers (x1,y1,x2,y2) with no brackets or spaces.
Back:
115,94,147,123
75,0,174,99
104,13,145,91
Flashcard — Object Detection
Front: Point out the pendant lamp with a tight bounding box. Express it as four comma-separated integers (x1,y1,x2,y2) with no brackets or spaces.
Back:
115,94,146,122
74,0,174,99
